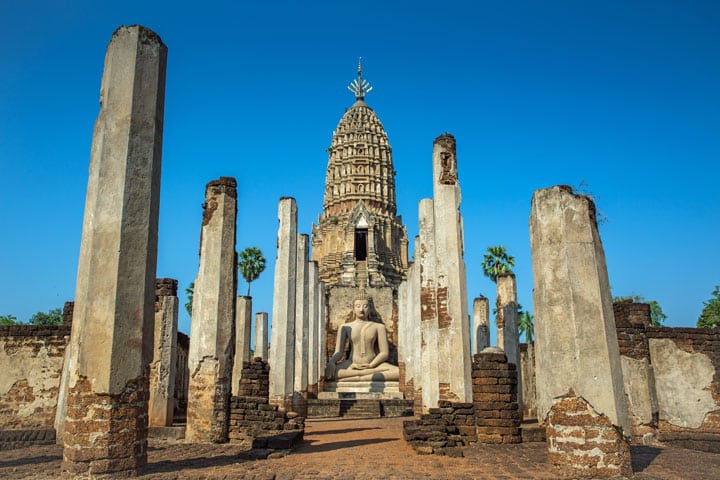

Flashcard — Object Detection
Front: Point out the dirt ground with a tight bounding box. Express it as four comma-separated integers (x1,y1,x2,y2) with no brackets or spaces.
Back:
1,417,719,479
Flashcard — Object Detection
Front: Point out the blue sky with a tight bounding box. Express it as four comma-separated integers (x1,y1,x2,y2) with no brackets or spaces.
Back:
1,1,718,342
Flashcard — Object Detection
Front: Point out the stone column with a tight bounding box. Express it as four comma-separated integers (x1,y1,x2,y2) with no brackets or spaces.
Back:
293,234,310,415
186,177,238,443
530,185,630,435
473,296,490,354
269,197,297,411
432,134,471,402
418,199,440,412
62,25,166,477
149,278,179,427
307,261,320,397
496,273,521,409
316,281,327,393
232,296,252,394
410,237,423,412
254,312,268,360
397,275,410,396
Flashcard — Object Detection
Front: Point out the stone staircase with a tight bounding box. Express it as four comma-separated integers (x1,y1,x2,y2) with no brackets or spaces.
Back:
355,261,368,287
339,399,381,418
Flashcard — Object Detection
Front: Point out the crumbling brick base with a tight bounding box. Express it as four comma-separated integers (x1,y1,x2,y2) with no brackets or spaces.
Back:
403,401,476,457
473,351,521,444
228,359,304,451
186,358,230,443
62,375,149,477
546,390,632,478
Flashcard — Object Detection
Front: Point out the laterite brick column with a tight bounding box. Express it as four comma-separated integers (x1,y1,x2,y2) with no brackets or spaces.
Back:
472,349,521,444
148,278,178,427
62,24,167,477
186,177,238,443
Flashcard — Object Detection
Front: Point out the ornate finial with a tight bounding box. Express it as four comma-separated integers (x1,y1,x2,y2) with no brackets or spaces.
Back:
348,57,373,100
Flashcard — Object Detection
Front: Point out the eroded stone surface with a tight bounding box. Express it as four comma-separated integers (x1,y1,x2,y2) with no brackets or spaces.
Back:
649,338,717,429
187,177,237,443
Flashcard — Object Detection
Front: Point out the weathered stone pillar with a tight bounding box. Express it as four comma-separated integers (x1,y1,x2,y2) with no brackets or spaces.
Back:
418,199,440,412
530,185,630,435
186,177,238,443
62,25,166,477
293,234,310,415
520,343,538,420
432,134,471,403
397,275,410,397
54,301,75,443
410,237,423,412
316,281,326,393
496,273,521,409
269,197,297,411
307,261,320,397
254,312,269,360
473,296,490,354
149,278,179,427
232,296,252,393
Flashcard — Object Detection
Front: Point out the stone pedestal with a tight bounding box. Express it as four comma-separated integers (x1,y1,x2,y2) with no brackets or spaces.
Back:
530,185,630,435
269,197,297,411
149,278,178,427
232,296,252,394
254,312,269,360
473,296,490,354
62,25,166,477
186,177,238,443
318,381,404,400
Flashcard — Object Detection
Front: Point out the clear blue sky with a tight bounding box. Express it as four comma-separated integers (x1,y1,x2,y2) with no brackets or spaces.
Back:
1,1,718,340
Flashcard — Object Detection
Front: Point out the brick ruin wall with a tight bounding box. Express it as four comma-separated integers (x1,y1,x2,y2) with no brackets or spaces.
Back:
0,324,71,432
228,358,304,450
403,350,522,456
614,300,720,449
472,351,521,444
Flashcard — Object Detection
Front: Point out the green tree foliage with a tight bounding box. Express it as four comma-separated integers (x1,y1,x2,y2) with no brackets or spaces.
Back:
518,311,534,343
613,295,667,326
238,247,266,296
185,282,194,317
697,286,720,329
0,314,18,326
29,308,63,325
481,245,515,283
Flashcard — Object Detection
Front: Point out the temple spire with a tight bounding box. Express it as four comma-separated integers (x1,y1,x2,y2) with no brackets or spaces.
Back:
347,57,373,100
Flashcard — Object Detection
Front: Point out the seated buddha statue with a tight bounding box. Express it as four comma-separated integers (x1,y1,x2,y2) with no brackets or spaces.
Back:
325,294,399,382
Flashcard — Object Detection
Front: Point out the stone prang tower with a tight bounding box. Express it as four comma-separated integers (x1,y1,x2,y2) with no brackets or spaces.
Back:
312,61,409,372
312,61,408,288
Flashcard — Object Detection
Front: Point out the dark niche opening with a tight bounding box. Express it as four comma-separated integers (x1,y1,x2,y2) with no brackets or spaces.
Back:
354,228,368,261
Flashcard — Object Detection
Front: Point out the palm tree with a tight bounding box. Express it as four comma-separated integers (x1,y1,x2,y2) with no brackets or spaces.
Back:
518,311,534,342
238,247,266,296
185,282,194,316
481,245,515,283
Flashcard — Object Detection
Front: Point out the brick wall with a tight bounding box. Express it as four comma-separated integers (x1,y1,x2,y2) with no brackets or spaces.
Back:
0,324,70,430
228,358,304,450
